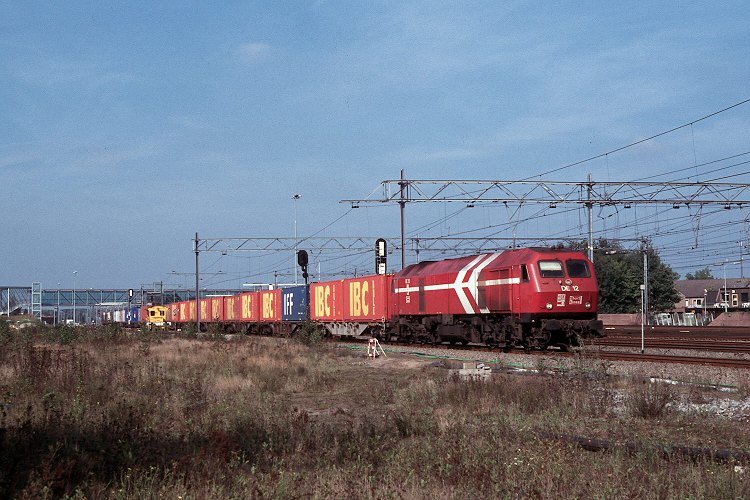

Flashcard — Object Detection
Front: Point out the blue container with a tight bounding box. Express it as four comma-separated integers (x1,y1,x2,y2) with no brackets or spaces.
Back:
129,306,141,324
281,285,308,322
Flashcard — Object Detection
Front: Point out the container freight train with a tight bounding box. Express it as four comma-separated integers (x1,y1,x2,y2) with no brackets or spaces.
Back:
101,305,168,328
163,248,603,350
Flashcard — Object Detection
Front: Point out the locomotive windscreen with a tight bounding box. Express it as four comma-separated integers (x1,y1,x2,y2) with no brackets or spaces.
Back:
538,260,564,278
565,259,591,278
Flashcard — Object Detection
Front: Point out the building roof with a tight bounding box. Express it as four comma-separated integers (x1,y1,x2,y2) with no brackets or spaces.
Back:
675,278,750,298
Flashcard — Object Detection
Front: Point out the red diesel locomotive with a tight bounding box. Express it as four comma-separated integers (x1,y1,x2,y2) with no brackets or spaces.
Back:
389,247,602,349
166,247,603,350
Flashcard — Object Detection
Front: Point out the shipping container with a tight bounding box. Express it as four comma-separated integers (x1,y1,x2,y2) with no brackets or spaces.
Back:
342,275,391,322
199,299,211,323
259,289,282,322
209,296,225,322
188,301,197,322
239,292,260,322
131,306,141,324
310,280,344,321
166,303,177,323
280,285,308,322
224,295,241,322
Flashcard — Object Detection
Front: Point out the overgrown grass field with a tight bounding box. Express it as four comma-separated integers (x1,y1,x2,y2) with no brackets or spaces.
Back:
1,321,749,498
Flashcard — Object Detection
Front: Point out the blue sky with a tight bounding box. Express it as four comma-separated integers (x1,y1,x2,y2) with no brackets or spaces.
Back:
2,1,749,290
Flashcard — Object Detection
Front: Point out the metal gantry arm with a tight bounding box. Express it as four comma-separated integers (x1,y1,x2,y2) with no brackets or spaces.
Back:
344,179,750,206
342,178,750,264
195,237,402,253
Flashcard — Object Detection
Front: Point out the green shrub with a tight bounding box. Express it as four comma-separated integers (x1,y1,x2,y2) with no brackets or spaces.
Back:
206,322,226,341
293,321,325,346
55,324,79,345
180,322,198,336
0,318,11,345
101,322,123,341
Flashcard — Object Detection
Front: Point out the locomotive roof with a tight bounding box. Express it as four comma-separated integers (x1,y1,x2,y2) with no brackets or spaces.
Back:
396,247,588,277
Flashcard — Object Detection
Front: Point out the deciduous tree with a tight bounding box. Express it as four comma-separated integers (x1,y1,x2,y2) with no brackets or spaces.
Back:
558,239,680,314
685,267,714,280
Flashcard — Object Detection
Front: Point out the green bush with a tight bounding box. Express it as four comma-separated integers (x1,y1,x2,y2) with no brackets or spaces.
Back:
101,322,123,341
55,324,80,345
293,321,325,346
180,322,198,336
0,318,11,345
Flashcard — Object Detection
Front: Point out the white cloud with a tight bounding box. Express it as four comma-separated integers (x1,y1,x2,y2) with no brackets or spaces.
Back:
235,42,272,64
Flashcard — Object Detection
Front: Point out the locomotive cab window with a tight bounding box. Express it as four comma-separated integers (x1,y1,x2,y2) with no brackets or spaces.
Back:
565,259,591,278
538,260,564,278
521,265,529,282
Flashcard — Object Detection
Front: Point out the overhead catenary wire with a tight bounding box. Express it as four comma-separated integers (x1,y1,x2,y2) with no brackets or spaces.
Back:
526,98,750,179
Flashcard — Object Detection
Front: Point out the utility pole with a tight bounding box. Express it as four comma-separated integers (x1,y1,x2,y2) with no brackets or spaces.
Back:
72,271,77,325
740,240,745,279
642,239,649,326
399,169,406,269
587,173,594,262
293,194,301,284
195,232,200,332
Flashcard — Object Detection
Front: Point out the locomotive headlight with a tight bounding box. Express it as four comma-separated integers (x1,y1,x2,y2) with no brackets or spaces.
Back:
546,302,553,310
585,302,592,310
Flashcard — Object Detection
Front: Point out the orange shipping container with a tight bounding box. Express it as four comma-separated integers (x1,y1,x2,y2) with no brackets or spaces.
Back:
225,296,241,321
343,274,391,322
259,289,282,322
310,280,344,321
200,299,211,323
179,302,189,322
210,297,225,322
239,292,260,322
167,303,177,323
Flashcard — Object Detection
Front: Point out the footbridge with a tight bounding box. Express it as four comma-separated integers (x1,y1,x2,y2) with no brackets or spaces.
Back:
1,286,243,324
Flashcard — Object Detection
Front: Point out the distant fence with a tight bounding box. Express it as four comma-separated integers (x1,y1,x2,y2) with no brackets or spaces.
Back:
601,312,715,327
652,312,714,327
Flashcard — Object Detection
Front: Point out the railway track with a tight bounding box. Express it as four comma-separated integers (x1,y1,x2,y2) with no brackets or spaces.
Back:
342,337,750,369
591,338,750,354
581,350,750,369
604,325,750,340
